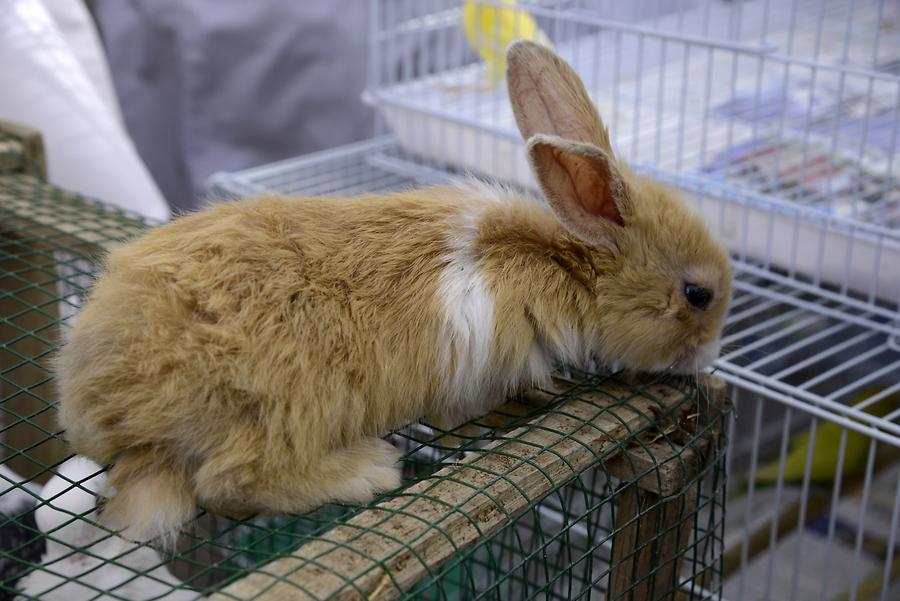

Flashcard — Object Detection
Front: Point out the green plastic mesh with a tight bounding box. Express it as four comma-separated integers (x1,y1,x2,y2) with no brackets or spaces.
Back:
1,128,729,601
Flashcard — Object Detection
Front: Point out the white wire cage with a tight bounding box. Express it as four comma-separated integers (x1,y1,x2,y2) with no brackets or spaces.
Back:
207,1,900,600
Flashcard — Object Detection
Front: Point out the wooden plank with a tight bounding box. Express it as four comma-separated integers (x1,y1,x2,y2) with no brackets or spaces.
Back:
606,437,708,497
0,120,46,179
606,377,727,496
211,376,724,601
0,174,146,257
0,121,145,256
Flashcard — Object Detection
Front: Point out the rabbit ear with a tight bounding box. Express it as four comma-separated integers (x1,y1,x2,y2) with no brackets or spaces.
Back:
506,40,613,152
527,134,629,247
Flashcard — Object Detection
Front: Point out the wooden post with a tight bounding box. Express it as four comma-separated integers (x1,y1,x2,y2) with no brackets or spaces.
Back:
607,378,727,601
608,485,698,600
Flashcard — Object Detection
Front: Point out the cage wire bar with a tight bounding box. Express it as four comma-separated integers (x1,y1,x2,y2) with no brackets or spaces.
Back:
0,119,731,600
207,1,900,600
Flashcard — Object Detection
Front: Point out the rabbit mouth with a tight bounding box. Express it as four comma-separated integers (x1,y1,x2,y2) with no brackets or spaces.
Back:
667,356,694,374
668,339,722,374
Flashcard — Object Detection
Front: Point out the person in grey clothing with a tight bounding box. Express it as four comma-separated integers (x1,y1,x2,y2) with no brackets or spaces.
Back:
90,1,375,211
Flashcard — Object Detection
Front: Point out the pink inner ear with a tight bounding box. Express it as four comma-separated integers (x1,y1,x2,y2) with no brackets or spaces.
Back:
568,152,625,227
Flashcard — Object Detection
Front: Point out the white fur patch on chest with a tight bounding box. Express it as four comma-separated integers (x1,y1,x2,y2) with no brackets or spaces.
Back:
435,178,586,417
436,193,497,416
436,240,494,414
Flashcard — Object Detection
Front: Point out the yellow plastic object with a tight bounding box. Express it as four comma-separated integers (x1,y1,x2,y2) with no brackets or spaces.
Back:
755,389,898,484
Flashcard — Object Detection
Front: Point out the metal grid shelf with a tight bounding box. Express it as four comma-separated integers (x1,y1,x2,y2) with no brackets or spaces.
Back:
207,137,421,200
717,275,900,446
208,137,900,448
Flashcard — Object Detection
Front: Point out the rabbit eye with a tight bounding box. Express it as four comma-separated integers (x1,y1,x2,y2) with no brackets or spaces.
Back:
684,283,712,310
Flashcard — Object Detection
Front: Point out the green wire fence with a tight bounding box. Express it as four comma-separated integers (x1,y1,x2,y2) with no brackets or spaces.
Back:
1,122,730,601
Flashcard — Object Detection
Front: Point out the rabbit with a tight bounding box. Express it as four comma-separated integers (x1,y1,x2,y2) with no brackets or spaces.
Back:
54,40,732,546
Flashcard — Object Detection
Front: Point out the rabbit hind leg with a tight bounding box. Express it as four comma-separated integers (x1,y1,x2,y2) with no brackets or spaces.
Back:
309,437,404,506
196,437,404,516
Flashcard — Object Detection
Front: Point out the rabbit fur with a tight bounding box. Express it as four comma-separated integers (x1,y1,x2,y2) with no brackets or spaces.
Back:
55,41,732,545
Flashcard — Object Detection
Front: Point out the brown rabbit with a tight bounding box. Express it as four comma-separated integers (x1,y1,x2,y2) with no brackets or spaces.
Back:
55,40,731,544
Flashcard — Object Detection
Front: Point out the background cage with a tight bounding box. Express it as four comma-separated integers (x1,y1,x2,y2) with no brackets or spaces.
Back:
2,0,899,599
1,119,731,600
206,1,900,600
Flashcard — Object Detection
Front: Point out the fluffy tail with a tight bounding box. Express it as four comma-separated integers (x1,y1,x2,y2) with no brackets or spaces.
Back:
100,451,196,550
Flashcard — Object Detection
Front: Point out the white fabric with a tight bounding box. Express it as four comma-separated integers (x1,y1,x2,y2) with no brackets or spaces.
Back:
41,0,124,125
0,0,170,221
